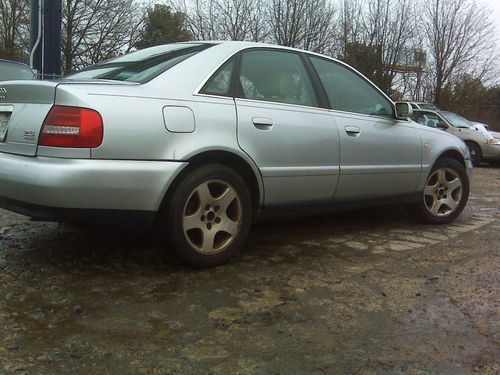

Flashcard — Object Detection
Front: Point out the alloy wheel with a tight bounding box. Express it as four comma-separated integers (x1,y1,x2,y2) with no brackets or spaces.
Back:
182,180,242,255
423,167,463,217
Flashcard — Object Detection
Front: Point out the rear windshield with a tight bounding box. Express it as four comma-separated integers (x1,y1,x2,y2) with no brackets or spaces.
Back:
0,62,36,81
418,103,439,111
65,43,213,83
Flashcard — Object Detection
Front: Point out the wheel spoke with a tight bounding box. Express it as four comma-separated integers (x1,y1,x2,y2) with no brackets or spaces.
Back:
196,182,213,204
218,217,239,236
184,213,202,231
215,187,237,212
446,177,461,193
424,184,436,196
444,196,458,211
429,200,442,216
201,229,216,252
436,169,447,185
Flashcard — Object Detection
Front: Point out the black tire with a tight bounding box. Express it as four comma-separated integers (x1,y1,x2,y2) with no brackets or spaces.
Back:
158,163,252,268
410,158,469,224
466,142,482,167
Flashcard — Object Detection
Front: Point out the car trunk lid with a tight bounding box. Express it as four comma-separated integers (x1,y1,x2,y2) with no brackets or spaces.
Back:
0,80,57,156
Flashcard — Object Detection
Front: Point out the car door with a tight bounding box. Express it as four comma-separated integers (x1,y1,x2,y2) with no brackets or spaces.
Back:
234,49,340,207
307,56,422,200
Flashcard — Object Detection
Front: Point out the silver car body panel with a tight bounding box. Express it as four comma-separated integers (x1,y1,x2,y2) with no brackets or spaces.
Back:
0,41,472,223
0,152,187,211
235,98,339,206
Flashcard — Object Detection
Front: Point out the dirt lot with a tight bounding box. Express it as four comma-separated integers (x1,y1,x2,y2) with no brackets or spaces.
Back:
0,166,499,374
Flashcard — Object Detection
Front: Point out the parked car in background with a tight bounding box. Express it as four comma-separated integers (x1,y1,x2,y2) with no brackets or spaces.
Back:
0,60,36,81
396,101,439,111
0,42,472,267
411,109,500,166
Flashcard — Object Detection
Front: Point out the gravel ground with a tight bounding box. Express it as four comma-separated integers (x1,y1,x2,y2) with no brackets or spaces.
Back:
0,166,499,374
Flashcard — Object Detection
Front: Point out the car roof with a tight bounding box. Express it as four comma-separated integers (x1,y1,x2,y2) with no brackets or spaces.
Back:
413,109,440,114
0,59,32,68
170,40,347,64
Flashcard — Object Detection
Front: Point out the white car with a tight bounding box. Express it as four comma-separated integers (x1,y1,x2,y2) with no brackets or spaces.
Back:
411,110,500,165
396,101,439,111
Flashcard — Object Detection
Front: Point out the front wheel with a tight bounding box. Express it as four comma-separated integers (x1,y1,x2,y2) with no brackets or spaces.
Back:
410,158,469,224
466,142,482,166
159,164,252,268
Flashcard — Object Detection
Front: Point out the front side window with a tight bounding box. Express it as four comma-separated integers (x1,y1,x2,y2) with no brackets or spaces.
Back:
237,50,318,107
66,44,212,83
309,56,393,117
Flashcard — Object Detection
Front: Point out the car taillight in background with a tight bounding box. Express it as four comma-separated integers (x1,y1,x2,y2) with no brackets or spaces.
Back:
39,106,103,148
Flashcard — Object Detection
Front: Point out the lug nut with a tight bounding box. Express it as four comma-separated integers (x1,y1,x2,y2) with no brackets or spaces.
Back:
205,205,210,211
215,217,221,223
201,215,205,221
207,223,212,230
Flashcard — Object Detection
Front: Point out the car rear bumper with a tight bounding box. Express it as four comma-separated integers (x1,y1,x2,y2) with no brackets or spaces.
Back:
0,153,187,224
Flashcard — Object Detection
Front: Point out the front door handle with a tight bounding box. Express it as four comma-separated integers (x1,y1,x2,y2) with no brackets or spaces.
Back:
252,117,274,130
345,126,361,137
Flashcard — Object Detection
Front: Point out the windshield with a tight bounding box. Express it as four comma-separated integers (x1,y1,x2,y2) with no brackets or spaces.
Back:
65,43,213,83
440,111,472,128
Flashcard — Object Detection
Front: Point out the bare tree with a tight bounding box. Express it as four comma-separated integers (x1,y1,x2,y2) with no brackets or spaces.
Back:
0,0,30,60
424,0,496,104
338,0,365,58
61,0,143,72
269,0,336,52
214,0,266,40
363,0,417,92
301,0,337,52
178,0,266,41
269,0,306,47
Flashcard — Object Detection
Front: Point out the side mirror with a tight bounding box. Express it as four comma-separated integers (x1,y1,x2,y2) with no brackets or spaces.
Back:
437,121,449,129
395,102,413,119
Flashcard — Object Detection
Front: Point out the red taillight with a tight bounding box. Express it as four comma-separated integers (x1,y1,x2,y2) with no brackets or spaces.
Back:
39,106,103,148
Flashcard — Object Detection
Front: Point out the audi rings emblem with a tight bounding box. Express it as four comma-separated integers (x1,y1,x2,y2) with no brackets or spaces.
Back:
0,88,6,100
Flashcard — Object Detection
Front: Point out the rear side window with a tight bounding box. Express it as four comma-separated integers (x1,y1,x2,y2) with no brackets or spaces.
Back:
201,58,236,96
309,56,393,117
412,111,441,127
66,44,213,83
237,50,318,107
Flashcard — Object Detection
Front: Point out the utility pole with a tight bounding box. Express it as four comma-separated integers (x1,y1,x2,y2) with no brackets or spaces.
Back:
30,0,62,79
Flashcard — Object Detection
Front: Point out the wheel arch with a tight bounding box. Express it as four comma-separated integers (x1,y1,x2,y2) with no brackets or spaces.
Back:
158,150,263,216
462,139,482,157
435,148,467,169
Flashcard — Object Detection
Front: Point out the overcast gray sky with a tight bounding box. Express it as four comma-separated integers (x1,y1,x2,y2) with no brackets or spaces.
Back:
482,0,500,49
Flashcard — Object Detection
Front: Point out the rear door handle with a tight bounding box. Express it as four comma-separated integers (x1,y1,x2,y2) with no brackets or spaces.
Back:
345,126,361,136
252,117,274,130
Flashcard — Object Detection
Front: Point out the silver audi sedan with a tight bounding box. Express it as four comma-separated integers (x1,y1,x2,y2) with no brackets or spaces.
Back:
0,42,473,267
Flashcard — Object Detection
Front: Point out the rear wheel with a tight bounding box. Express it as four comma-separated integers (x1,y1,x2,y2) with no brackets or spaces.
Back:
410,158,469,224
159,164,252,268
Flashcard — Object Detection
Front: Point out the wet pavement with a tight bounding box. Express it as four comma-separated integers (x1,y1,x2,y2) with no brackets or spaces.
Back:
0,166,499,374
